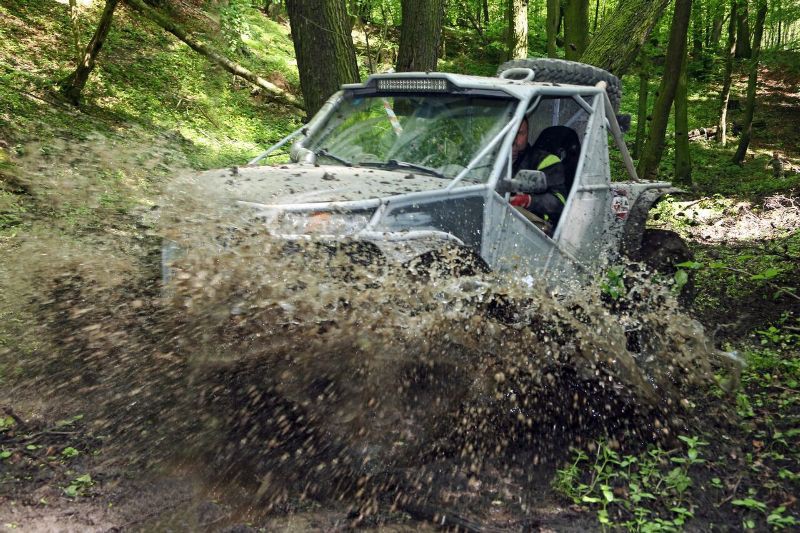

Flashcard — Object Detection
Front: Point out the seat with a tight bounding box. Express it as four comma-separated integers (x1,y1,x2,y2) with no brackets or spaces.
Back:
529,126,581,195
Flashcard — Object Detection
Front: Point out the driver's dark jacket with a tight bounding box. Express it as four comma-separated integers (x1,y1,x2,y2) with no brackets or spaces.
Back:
512,146,568,225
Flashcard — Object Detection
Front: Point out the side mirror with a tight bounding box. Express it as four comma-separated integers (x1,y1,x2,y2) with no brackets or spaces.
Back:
507,169,548,194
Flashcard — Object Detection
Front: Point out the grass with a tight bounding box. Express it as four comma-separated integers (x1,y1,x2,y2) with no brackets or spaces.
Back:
0,0,305,242
0,0,301,171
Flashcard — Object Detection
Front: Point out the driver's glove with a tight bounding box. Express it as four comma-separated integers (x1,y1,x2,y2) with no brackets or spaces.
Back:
510,194,532,208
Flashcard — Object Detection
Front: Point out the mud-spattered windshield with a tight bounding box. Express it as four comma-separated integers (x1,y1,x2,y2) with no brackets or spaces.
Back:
304,93,516,182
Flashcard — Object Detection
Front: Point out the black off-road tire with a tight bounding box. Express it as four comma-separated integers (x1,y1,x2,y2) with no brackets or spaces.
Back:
496,58,622,112
637,229,692,273
637,229,695,304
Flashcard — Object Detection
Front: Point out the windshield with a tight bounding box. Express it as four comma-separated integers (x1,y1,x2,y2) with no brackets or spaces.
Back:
303,92,516,182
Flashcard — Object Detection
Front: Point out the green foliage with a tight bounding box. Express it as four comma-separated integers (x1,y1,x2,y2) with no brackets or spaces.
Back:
619,47,800,195
0,415,16,432
767,507,800,529
63,473,93,498
0,186,27,233
756,313,800,348
55,414,84,428
731,491,799,530
219,0,251,52
61,447,80,459
553,437,708,531
600,265,626,300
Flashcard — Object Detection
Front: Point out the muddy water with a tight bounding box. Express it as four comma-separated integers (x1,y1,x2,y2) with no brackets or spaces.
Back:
5,191,721,527
0,140,713,530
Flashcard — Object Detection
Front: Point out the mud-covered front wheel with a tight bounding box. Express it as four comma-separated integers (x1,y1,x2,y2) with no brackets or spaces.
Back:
635,229,695,304
636,229,693,274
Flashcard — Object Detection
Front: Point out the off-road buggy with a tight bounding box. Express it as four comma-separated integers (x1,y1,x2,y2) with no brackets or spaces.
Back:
159,60,729,478
165,59,689,284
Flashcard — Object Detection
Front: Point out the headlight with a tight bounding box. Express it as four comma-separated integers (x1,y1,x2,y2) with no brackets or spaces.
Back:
273,211,372,237
378,210,435,232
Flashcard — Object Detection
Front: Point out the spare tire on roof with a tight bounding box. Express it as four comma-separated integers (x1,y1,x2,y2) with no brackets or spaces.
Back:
497,58,622,112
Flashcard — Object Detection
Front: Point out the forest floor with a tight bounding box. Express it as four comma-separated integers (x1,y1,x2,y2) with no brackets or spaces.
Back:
2,1,800,531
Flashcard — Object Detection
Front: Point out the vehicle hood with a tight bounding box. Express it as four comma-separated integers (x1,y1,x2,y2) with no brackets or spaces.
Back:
188,164,455,206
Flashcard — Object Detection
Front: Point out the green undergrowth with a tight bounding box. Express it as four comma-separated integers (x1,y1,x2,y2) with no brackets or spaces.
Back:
554,332,800,531
553,436,710,531
0,0,301,171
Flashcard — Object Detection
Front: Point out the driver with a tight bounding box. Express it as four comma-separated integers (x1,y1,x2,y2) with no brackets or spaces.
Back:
510,118,569,227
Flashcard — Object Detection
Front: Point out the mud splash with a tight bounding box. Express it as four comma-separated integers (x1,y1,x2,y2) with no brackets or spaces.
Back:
4,192,726,525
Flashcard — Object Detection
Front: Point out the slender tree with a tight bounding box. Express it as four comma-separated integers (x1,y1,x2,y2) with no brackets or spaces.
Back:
637,0,693,180
716,0,738,145
633,51,651,159
733,0,768,164
507,0,529,59
593,0,601,32
735,0,752,57
690,0,704,57
68,0,82,64
286,0,359,116
709,0,726,48
59,0,120,107
579,0,672,76
396,0,445,72
674,42,691,183
547,0,560,57
564,0,590,59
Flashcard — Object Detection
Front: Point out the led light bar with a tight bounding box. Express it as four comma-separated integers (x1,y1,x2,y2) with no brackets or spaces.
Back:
376,78,449,92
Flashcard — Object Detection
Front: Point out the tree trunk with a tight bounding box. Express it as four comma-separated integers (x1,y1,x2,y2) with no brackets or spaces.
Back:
633,53,650,160
716,0,737,145
690,0,703,58
709,5,725,49
593,0,600,33
506,0,529,60
68,0,82,64
637,0,693,180
579,0,672,76
483,0,490,24
735,0,752,57
674,42,691,184
125,0,301,109
285,0,358,116
547,0,561,57
59,0,120,107
733,0,767,164
564,0,589,59
396,0,445,72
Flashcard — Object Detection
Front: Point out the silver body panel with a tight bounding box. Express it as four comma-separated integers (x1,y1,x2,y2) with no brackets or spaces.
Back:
208,72,676,286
